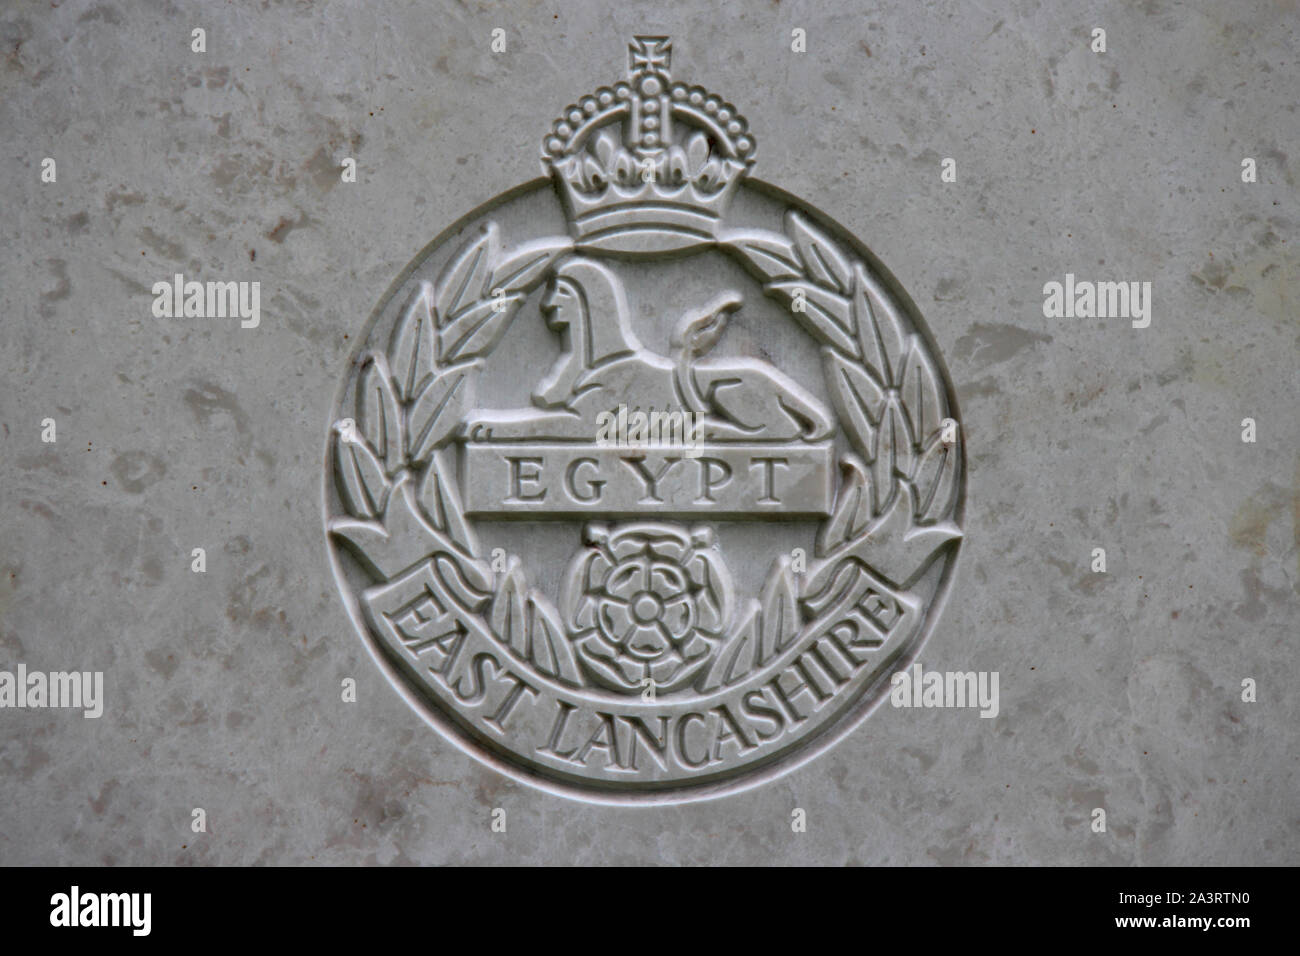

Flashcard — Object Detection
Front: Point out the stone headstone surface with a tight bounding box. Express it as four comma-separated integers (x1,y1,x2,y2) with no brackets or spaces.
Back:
0,1,1295,864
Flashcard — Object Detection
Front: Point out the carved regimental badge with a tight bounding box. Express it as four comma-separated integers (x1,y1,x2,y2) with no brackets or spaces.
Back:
325,38,964,802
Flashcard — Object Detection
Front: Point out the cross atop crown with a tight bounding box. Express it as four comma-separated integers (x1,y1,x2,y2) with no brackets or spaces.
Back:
629,36,671,78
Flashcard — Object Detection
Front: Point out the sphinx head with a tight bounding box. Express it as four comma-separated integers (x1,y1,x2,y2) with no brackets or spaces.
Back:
533,257,641,407
545,256,641,358
540,275,581,334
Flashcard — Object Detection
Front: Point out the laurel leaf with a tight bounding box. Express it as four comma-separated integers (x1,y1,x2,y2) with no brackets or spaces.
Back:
389,282,438,401
488,237,572,293
888,398,915,482
872,400,901,513
800,557,860,621
853,264,908,386
900,339,946,447
757,557,799,665
357,353,403,474
438,296,523,362
528,591,582,686
417,448,478,555
916,434,959,525
767,281,858,356
700,602,759,690
407,360,477,461
817,456,873,556
912,436,944,518
787,211,853,294
851,265,886,384
702,554,790,697
417,460,450,533
326,516,386,570
823,348,884,460
436,224,497,321
721,232,802,282
334,427,389,520
845,489,961,589
490,558,529,657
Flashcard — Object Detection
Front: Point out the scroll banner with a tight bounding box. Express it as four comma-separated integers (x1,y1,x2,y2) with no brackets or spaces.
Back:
361,556,919,786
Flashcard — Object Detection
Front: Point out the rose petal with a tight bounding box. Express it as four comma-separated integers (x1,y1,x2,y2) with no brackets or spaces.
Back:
607,560,647,600
627,623,669,659
651,562,687,597
662,595,693,638
599,600,635,645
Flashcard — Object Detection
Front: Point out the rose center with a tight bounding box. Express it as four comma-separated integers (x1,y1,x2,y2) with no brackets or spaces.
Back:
631,591,663,624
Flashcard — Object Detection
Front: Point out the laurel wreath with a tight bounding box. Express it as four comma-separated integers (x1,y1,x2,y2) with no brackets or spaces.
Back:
329,224,584,687
701,213,963,687
329,214,961,695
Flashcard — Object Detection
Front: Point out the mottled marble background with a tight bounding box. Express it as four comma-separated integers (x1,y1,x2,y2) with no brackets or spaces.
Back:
0,0,1295,864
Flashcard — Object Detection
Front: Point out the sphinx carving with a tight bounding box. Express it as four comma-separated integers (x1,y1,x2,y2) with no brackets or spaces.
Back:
465,255,833,443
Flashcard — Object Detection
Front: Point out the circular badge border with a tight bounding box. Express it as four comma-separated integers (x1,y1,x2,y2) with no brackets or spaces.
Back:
321,177,966,805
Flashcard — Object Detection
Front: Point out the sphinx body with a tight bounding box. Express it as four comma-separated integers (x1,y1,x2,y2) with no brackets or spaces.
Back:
465,256,832,443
